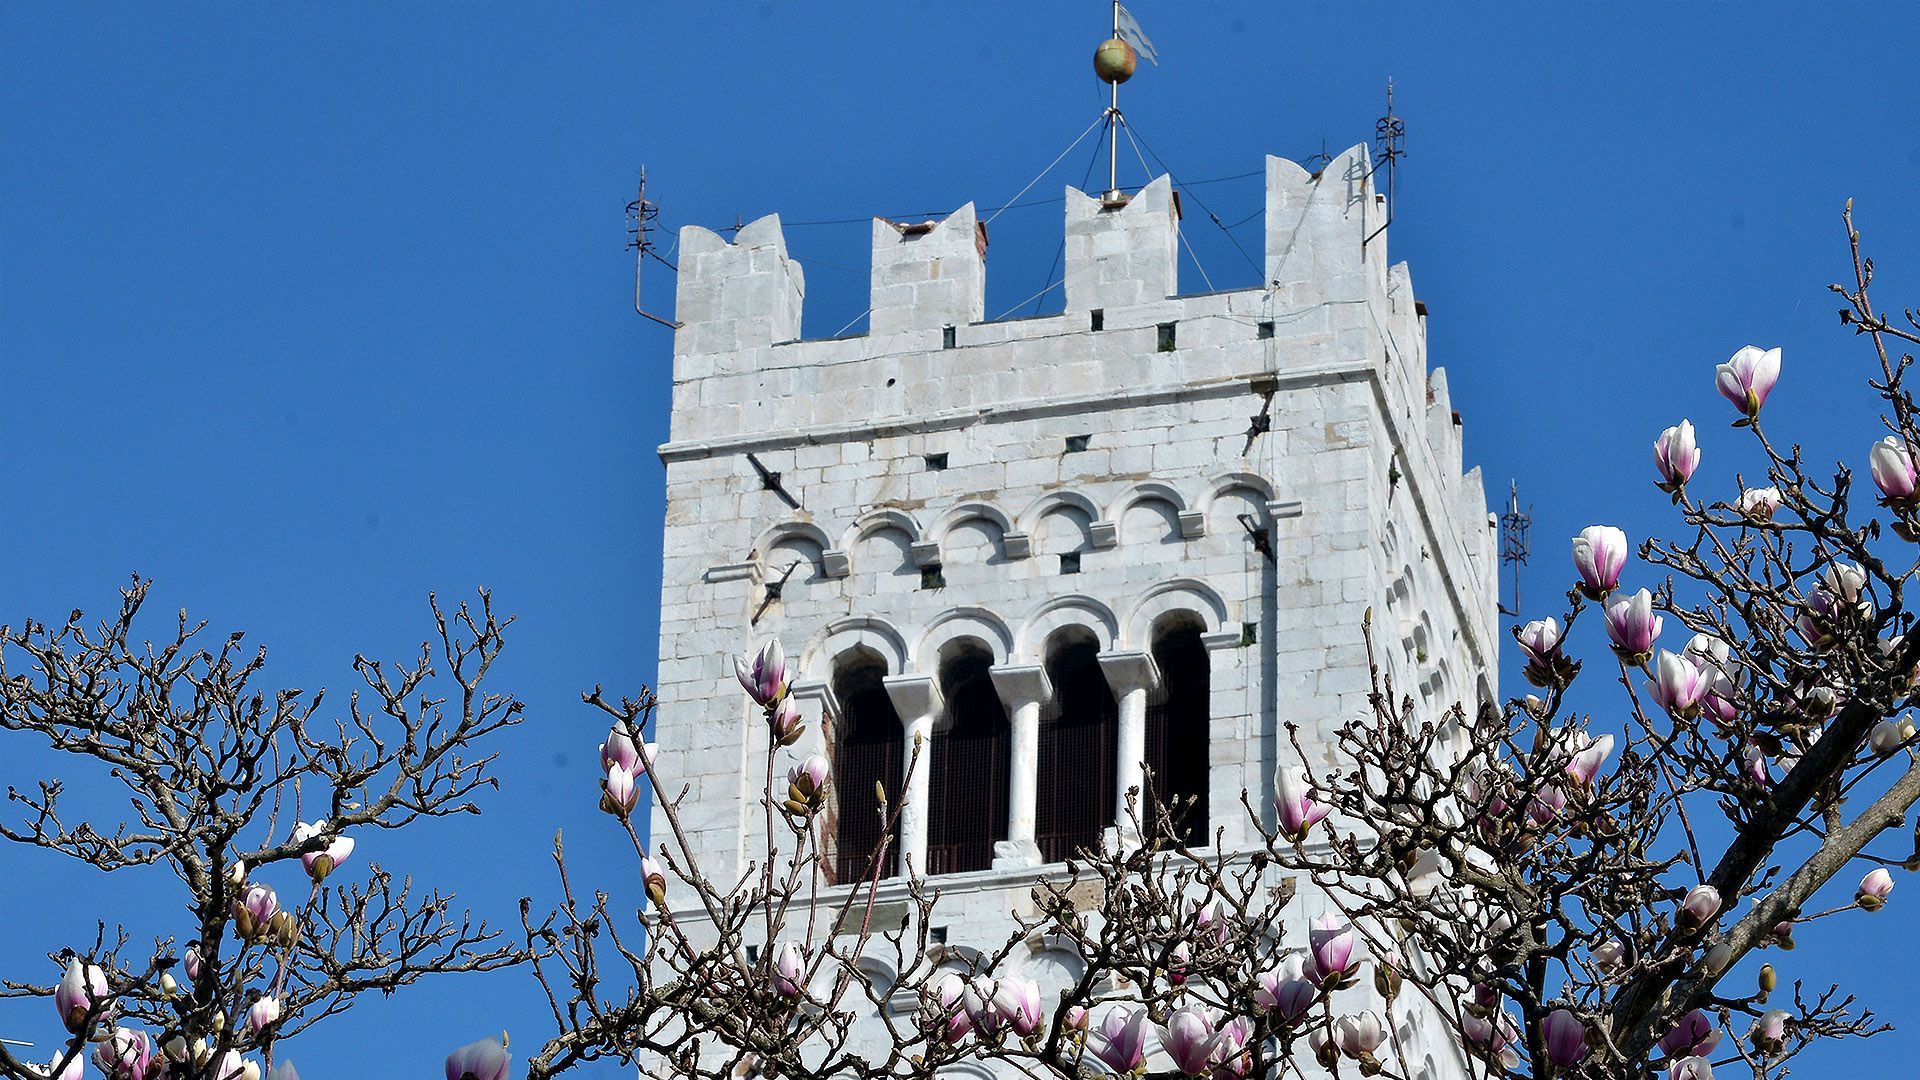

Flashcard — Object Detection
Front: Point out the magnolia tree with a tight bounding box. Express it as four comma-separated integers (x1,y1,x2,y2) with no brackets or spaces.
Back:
518,213,1920,1080
7,216,1920,1080
0,584,530,1080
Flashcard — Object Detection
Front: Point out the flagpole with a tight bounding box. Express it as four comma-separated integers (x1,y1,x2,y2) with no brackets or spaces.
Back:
1109,0,1120,197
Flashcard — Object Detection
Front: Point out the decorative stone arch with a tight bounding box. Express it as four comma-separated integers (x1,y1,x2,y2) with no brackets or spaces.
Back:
851,954,899,1000
1018,934,1091,1001
912,607,1016,672
1200,471,1277,515
1122,578,1233,651
839,509,923,575
1017,489,1116,549
802,616,909,682
1016,594,1119,662
1110,480,1197,545
1202,472,1280,543
755,519,844,581
931,500,1021,566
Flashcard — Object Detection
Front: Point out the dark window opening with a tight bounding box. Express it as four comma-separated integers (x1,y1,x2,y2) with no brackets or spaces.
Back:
925,453,949,471
1064,434,1092,454
828,649,904,884
942,325,957,349
1257,320,1275,340
1157,322,1177,352
1091,309,1105,331
1037,632,1117,863
1059,551,1081,575
1146,618,1211,847
1241,621,1258,646
921,566,945,590
927,642,1010,875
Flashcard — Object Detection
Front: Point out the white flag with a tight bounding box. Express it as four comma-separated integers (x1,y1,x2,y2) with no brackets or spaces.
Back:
1116,2,1160,65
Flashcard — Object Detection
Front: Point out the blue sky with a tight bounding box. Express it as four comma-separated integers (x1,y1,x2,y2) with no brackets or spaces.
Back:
3,2,1918,1076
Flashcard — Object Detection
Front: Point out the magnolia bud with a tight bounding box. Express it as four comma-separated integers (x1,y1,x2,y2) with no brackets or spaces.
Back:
227,862,247,888
1700,943,1734,977
1758,964,1777,994
1857,868,1895,911
159,973,178,999
268,911,300,950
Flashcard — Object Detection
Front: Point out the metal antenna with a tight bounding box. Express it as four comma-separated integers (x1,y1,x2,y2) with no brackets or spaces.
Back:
1497,481,1533,617
1107,0,1122,197
626,167,678,329
1364,78,1405,248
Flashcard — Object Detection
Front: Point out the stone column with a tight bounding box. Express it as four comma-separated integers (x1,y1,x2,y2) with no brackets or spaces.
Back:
988,664,1052,869
1097,652,1161,842
882,674,941,879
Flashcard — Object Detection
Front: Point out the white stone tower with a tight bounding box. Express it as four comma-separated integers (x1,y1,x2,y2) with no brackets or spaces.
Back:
652,146,1496,1079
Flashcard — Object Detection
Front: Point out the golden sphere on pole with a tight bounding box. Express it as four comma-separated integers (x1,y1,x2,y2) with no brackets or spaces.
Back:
1094,37,1137,84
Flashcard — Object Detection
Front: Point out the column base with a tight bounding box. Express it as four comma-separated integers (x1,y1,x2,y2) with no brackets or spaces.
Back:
991,839,1042,869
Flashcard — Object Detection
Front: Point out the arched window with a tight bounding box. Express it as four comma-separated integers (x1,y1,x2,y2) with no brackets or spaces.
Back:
1036,628,1116,862
1146,615,1210,846
829,647,903,884
927,640,1010,875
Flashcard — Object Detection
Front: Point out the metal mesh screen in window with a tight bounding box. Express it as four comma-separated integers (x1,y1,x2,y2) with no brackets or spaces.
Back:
1036,631,1117,863
927,640,1011,875
1146,616,1211,846
829,648,903,885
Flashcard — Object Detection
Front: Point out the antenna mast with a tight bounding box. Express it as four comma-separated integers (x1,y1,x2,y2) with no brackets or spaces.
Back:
626,167,678,329
1094,1,1153,200
1108,0,1121,197
1364,79,1405,247
1497,481,1533,617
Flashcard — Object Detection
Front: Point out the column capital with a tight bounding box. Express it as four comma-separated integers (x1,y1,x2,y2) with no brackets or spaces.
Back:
1097,650,1161,694
882,673,941,723
987,664,1052,708
789,678,840,721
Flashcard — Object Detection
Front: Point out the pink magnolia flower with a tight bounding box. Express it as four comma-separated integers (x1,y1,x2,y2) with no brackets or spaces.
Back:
1670,1055,1716,1080
1858,867,1895,911
771,942,805,998
1870,717,1916,755
1659,1009,1721,1058
1566,732,1615,787
1543,1009,1587,1067
599,725,654,775
291,820,355,884
1655,420,1702,490
992,975,1044,1037
1680,884,1722,926
1527,783,1568,825
1274,766,1332,842
183,946,204,983
1192,895,1230,944
1064,1004,1089,1033
1158,1008,1221,1076
1090,1006,1149,1074
1253,955,1318,1023
54,958,108,1033
1517,618,1565,686
1211,1016,1253,1078
232,884,279,941
1166,940,1191,986
769,697,804,747
1871,436,1919,502
925,973,972,1044
1737,486,1784,521
1308,913,1357,987
37,1054,85,1080
1743,744,1770,787
1334,1011,1385,1060
1648,650,1711,719
1572,526,1628,599
601,762,639,818
247,995,282,1036
92,1028,152,1080
640,856,667,904
1605,588,1663,661
1463,1010,1520,1067
1751,1009,1789,1053
735,639,790,707
1716,345,1781,418
445,1036,511,1080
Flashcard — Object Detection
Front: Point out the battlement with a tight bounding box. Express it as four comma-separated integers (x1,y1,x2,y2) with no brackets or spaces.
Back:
672,145,1387,365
